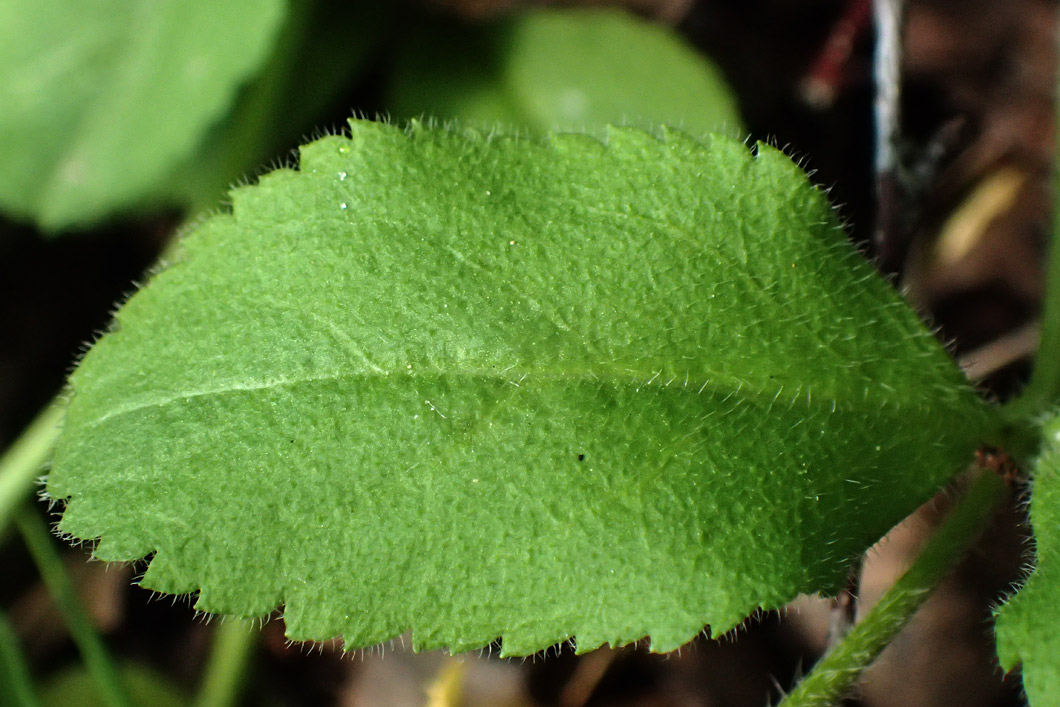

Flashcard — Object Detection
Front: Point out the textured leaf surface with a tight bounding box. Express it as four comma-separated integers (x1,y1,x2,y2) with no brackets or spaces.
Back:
389,8,740,135
0,0,284,230
995,411,1060,704
49,120,989,655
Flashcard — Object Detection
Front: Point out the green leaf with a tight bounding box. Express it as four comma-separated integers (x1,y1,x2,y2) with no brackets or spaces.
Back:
169,0,394,215
0,0,285,231
41,662,185,707
388,8,741,136
995,411,1060,704
48,120,990,656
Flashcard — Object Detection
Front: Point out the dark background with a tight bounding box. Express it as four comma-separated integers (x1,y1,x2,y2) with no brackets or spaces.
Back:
1,0,1053,704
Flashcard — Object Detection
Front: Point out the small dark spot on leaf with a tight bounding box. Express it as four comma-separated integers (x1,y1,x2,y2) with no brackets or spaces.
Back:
577,454,586,462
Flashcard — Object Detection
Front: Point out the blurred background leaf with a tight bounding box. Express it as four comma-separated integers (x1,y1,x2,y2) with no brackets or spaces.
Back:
0,0,286,232
387,7,741,136
40,662,185,707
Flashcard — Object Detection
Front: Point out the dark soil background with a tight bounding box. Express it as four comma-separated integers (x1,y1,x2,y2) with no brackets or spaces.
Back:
1,0,1055,705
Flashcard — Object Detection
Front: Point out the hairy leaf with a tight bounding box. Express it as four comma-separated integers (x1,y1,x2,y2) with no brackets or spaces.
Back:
49,120,989,655
995,411,1060,704
0,0,285,230
389,8,740,136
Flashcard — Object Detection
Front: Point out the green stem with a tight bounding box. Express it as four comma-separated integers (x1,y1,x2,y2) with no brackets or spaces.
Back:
15,505,131,707
0,607,43,707
194,619,258,707
1006,38,1060,418
0,405,64,533
1007,225,1060,419
778,471,1009,707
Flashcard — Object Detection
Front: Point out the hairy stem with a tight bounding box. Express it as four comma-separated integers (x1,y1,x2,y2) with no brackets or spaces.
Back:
0,405,63,533
1008,27,1060,418
195,619,258,707
778,470,1009,707
1008,210,1060,417
15,505,131,707
0,607,42,707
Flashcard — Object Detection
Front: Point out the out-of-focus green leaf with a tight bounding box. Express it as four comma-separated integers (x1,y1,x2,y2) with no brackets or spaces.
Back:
41,662,184,707
995,411,1060,705
0,0,285,231
170,0,393,214
389,8,741,136
49,120,988,656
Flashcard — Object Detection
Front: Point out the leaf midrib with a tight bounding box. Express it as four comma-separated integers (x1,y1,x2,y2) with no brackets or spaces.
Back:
77,359,880,434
